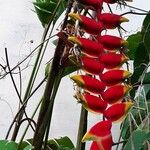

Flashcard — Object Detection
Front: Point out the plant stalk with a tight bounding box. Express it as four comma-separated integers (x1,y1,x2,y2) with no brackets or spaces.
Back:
76,107,88,150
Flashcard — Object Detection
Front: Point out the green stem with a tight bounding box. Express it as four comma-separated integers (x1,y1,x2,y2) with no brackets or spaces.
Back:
11,0,62,141
43,70,63,150
32,0,74,149
76,107,88,150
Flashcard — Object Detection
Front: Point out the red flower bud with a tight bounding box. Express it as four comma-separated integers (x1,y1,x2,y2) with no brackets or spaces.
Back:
81,56,104,75
74,93,108,114
100,70,132,86
99,53,129,69
101,84,132,104
90,137,113,150
97,13,129,29
98,35,128,50
68,36,104,57
104,102,134,122
103,0,132,4
77,0,103,10
82,120,112,142
69,13,104,35
70,75,106,94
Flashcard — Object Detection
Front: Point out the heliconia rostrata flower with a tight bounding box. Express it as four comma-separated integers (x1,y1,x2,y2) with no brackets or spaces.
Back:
99,53,129,69
70,75,106,94
74,93,107,114
69,0,133,149
100,69,132,85
98,35,128,50
101,84,132,104
80,56,104,74
69,13,104,35
97,13,129,29
68,36,104,57
104,102,134,122
82,120,112,142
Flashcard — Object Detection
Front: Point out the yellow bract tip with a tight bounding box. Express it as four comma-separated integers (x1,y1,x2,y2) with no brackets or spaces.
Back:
82,132,94,142
124,85,133,94
68,36,82,46
121,40,128,47
70,75,84,87
68,13,81,22
123,71,132,78
125,102,134,111
120,17,129,23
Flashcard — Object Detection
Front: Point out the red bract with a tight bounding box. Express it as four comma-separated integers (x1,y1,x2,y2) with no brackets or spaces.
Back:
103,0,132,4
98,35,128,50
99,53,129,69
70,75,106,94
90,136,113,150
81,56,104,75
68,36,104,57
75,93,108,114
78,0,103,10
101,84,132,104
104,102,134,122
82,120,112,142
97,13,129,29
69,13,104,35
100,70,132,86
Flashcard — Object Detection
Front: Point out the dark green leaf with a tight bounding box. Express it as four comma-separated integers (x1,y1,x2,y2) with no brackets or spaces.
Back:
131,42,149,85
62,65,80,77
33,0,67,27
143,15,150,54
127,32,142,59
34,2,54,27
123,130,150,150
143,72,150,84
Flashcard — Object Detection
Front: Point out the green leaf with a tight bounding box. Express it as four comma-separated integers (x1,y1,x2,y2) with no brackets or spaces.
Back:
121,97,149,141
123,129,150,150
47,136,75,150
18,140,33,150
0,140,18,150
131,42,149,85
33,0,67,27
143,72,150,84
62,65,80,77
127,32,142,59
33,1,55,27
55,136,74,149
143,14,150,54
0,140,8,149
23,145,34,150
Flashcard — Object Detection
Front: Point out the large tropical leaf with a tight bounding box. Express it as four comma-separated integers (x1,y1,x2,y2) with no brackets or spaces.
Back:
33,0,67,27
123,130,150,150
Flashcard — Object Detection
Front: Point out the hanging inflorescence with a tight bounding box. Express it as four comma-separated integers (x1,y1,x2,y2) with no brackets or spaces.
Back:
68,0,134,149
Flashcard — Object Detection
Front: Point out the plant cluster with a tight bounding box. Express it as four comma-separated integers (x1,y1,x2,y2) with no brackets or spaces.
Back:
0,0,150,150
